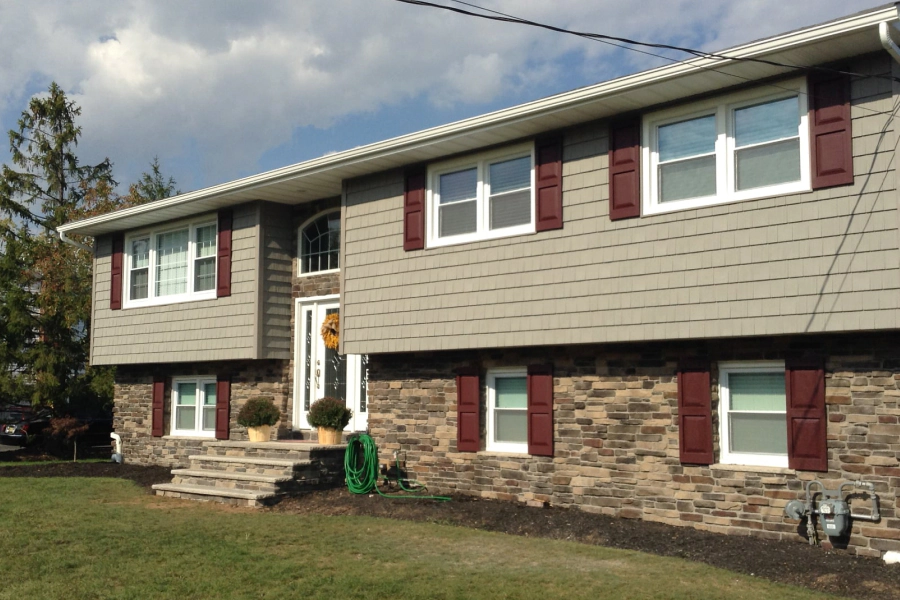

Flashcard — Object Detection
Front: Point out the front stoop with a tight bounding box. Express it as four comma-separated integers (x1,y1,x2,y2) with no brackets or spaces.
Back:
152,440,346,508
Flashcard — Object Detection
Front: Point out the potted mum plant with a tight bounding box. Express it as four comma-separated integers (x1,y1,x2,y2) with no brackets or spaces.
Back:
237,396,281,442
308,397,351,444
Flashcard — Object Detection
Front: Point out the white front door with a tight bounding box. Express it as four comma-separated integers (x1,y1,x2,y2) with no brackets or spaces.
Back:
293,298,368,432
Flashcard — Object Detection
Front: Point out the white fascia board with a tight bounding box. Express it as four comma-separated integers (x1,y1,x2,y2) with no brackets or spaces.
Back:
59,4,898,238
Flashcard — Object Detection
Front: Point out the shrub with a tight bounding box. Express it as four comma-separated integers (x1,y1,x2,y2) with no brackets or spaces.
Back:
308,397,351,430
237,396,281,428
43,417,89,458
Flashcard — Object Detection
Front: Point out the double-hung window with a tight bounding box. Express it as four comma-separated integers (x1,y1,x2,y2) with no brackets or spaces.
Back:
643,79,810,215
171,377,217,437
125,218,217,307
718,361,788,468
427,144,535,247
486,368,528,453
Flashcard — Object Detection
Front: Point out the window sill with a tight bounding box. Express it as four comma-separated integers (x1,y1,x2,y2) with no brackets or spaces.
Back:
122,291,218,310
709,463,793,475
163,434,216,440
643,183,810,217
478,450,531,458
296,268,340,279
427,227,536,250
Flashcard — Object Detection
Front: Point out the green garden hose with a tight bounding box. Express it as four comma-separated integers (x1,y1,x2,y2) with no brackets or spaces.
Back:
344,433,450,501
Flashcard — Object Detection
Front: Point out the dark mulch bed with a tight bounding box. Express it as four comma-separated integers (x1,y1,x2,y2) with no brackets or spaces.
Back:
2,457,897,600
271,488,900,600
0,458,172,488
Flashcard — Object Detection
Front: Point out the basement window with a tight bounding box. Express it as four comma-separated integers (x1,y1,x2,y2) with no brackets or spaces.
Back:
718,361,788,468
170,377,217,438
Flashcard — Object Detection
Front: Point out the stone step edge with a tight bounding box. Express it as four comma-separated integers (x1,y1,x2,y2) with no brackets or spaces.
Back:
204,441,347,450
152,483,277,501
170,469,293,484
189,455,312,468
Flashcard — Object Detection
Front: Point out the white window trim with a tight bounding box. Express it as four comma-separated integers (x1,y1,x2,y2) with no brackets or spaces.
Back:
297,208,341,277
486,367,528,454
426,142,535,248
169,376,217,438
123,215,218,309
718,360,788,469
642,78,810,216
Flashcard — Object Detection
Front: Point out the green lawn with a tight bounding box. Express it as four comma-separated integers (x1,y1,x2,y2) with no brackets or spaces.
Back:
0,478,837,600
0,458,107,467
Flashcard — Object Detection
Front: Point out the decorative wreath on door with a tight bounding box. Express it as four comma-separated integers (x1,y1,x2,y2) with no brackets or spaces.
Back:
321,313,340,350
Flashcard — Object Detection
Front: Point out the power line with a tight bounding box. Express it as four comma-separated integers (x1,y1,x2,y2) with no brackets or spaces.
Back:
397,0,898,84
448,0,687,65
394,0,896,118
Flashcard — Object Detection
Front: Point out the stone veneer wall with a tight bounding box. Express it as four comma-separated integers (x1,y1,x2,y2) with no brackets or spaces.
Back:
366,333,900,557
114,360,291,467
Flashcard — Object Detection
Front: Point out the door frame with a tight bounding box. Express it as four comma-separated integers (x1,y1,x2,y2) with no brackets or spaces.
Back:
292,296,367,431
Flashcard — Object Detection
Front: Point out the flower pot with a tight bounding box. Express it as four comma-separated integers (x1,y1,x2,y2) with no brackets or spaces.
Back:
317,426,341,445
247,425,271,442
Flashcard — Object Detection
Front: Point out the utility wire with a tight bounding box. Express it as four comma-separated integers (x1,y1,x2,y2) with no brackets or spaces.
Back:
448,0,687,66
399,0,894,82
396,0,896,117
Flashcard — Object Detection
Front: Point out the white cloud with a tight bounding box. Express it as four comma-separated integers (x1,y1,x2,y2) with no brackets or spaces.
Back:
0,0,883,191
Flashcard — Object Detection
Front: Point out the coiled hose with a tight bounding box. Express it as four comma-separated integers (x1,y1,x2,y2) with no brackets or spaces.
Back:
344,433,450,501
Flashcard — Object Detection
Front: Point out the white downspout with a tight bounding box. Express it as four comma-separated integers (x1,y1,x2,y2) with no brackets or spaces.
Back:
879,21,900,65
58,229,94,254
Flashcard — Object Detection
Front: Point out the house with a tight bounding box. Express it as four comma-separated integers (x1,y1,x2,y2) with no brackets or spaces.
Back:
59,5,900,556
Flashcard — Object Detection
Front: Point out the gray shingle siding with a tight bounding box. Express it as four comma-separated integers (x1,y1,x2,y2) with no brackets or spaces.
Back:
341,54,900,355
259,203,294,360
91,203,261,365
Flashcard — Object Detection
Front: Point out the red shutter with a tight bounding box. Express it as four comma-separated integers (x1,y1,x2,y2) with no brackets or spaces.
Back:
216,209,233,298
677,360,713,464
456,367,480,452
535,136,563,232
215,376,231,441
608,119,641,221
809,73,852,189
527,364,554,456
786,357,827,472
151,376,165,437
404,169,426,251
110,233,124,310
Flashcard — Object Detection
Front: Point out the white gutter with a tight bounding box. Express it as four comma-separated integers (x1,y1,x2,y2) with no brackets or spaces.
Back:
879,21,900,63
58,3,898,236
59,229,94,254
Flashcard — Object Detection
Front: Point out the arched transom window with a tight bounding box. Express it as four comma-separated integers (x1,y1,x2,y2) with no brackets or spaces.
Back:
300,212,340,274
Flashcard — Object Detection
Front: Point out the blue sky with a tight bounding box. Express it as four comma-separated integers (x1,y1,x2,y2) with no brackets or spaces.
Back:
0,0,883,195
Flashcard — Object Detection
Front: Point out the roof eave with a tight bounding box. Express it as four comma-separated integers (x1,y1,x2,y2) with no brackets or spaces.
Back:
59,3,899,237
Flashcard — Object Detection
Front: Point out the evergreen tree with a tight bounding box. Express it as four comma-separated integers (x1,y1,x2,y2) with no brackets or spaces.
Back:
0,83,115,412
129,156,178,203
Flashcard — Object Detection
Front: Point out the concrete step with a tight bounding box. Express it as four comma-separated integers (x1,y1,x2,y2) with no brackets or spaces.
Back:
170,469,293,485
155,441,349,509
170,475,277,494
203,440,346,461
152,483,278,508
169,468,294,494
189,455,310,477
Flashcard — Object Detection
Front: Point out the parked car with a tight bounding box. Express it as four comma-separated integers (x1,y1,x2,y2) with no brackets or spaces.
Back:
0,409,53,446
